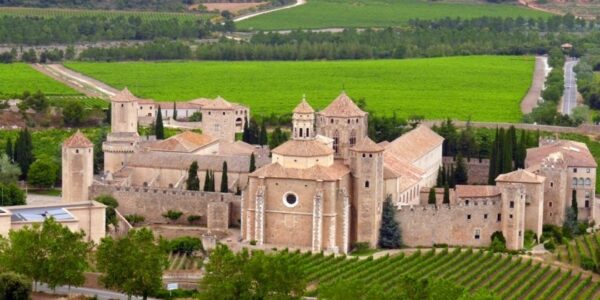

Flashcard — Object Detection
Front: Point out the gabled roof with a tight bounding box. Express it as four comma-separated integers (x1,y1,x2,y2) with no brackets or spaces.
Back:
149,131,217,153
455,185,501,198
351,137,384,153
272,139,334,157
383,152,425,190
496,169,545,184
63,130,93,148
526,140,597,168
250,161,350,181
202,96,234,110
385,125,444,163
319,92,367,117
111,88,138,103
293,97,315,114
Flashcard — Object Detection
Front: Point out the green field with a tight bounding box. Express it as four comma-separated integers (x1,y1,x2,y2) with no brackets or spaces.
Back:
283,248,600,298
0,64,78,97
237,0,550,30
0,7,213,21
65,56,534,122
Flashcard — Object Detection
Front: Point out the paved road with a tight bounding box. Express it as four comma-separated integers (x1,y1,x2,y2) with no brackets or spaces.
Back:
31,64,119,99
562,58,579,115
36,283,157,300
234,0,306,22
521,56,548,114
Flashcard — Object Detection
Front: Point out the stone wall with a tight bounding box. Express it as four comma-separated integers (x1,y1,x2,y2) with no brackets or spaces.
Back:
395,201,502,248
443,156,491,185
89,184,240,229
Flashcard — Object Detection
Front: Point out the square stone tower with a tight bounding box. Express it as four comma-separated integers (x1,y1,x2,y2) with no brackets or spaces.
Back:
62,131,94,202
103,88,139,174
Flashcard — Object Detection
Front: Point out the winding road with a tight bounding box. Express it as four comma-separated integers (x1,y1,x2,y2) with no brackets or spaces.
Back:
562,58,579,115
233,0,306,22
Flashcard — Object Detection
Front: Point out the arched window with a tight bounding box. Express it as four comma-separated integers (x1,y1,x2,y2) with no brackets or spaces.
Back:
573,177,578,186
585,178,591,186
306,128,310,137
299,128,303,138
349,130,357,146
579,178,584,186
333,130,339,153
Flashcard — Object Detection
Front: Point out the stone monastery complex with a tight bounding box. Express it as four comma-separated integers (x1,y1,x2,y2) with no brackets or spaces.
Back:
49,89,597,253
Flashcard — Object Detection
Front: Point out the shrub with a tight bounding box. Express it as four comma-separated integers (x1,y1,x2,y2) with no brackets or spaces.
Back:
545,239,556,251
162,210,183,222
162,236,203,255
352,242,371,254
433,243,448,248
125,214,145,226
249,240,257,246
187,215,201,225
541,224,564,244
0,272,31,300
490,231,506,253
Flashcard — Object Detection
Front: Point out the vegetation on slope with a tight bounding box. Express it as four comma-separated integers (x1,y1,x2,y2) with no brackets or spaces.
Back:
65,56,534,122
237,0,550,30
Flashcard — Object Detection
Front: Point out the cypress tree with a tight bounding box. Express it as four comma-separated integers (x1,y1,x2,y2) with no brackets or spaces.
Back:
448,165,456,188
249,153,256,172
5,137,13,161
105,104,111,124
496,128,506,176
443,185,450,205
428,188,436,205
436,166,443,187
502,128,513,173
186,161,200,191
454,154,468,185
488,128,499,185
155,106,164,139
242,119,250,143
208,170,215,192
509,126,517,166
220,161,228,193
378,196,402,249
259,121,268,146
441,165,447,187
172,102,177,120
14,128,34,179
516,130,527,169
203,169,212,192
93,130,106,174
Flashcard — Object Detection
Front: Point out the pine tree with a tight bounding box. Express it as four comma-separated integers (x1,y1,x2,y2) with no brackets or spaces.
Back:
186,161,200,191
249,153,256,172
220,161,228,193
428,188,436,205
5,137,13,161
378,196,402,249
443,185,450,205
454,154,468,185
172,102,177,121
14,128,34,179
259,121,268,146
155,106,164,140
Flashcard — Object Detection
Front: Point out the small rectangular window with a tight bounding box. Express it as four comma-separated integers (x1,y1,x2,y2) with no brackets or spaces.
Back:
510,201,514,208
510,214,513,219
497,214,501,222
585,200,590,208
467,214,471,220
474,229,480,240
484,214,488,219
574,168,578,173
549,202,553,207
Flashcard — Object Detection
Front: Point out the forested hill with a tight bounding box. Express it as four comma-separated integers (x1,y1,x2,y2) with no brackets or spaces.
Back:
0,0,195,11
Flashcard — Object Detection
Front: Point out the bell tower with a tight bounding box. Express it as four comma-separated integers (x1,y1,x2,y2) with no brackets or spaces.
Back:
292,96,315,140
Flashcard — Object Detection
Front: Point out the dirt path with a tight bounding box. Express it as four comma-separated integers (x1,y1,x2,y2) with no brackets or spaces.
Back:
517,0,563,16
234,0,306,22
521,56,548,114
31,64,119,99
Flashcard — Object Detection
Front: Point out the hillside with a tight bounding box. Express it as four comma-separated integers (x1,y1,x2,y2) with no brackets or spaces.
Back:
237,0,551,30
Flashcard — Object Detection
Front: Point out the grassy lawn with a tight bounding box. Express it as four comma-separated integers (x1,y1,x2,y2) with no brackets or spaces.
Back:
65,56,534,122
0,63,79,97
237,0,550,30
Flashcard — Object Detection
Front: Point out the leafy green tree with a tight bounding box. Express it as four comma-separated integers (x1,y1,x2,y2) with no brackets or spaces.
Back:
186,161,200,191
96,228,167,300
0,218,90,291
490,231,507,253
4,138,13,162
95,195,119,229
454,155,468,185
443,185,450,205
62,101,85,126
249,153,256,172
0,272,31,300
428,187,436,205
21,90,48,113
0,183,26,206
220,161,228,193
0,154,20,184
14,128,34,179
378,196,401,249
155,106,164,139
27,159,58,189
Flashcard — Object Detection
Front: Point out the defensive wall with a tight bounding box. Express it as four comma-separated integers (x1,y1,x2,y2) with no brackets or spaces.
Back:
395,200,502,248
89,184,241,230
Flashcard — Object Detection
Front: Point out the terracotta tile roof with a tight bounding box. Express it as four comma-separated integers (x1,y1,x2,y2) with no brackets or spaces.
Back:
218,141,256,156
496,169,545,184
455,185,501,198
383,152,425,191
125,151,259,173
149,131,217,153
188,98,214,106
272,139,334,157
111,88,138,103
351,137,384,153
293,97,315,114
250,160,350,181
63,130,93,148
319,92,367,117
526,140,597,168
201,96,234,110
385,125,444,163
